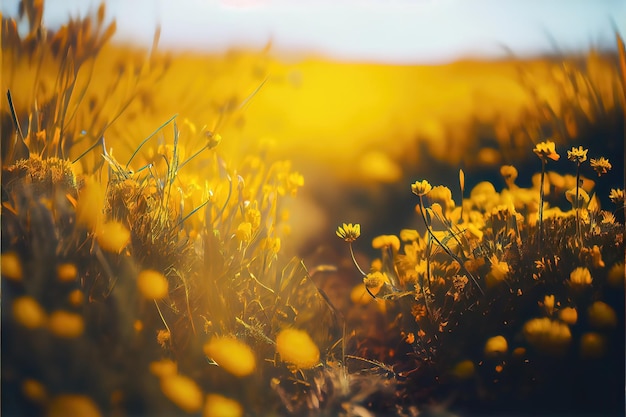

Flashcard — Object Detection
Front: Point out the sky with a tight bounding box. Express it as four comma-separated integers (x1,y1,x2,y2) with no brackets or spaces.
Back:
3,0,625,63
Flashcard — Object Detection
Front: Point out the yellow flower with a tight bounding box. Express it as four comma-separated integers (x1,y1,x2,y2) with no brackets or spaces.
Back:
276,328,320,369
608,188,623,204
48,310,84,338
558,307,578,325
533,140,560,161
565,188,589,209
137,270,169,300
13,296,47,329
372,234,400,252
567,146,588,163
411,179,432,196
336,223,360,242
523,317,571,355
569,267,592,289
485,258,509,288
235,222,253,242
57,263,78,282
22,379,48,403
203,337,256,377
484,335,508,357
587,301,617,328
607,262,624,288
589,157,611,176
204,394,243,417
149,359,178,378
590,245,605,268
2,252,23,281
160,374,203,413
500,165,518,182
399,229,419,242
363,271,388,294
96,221,131,253
47,394,102,417
542,295,555,315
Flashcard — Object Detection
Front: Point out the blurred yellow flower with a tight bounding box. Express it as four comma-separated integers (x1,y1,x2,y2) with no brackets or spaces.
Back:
484,335,508,357
569,267,592,289
589,157,611,176
96,221,131,253
235,222,253,242
567,146,588,163
411,179,432,196
372,235,401,252
48,310,84,338
607,262,624,287
558,307,578,325
160,374,203,413
565,188,589,209
47,394,102,417
542,294,555,315
451,360,475,379
276,328,320,369
204,394,243,417
12,296,47,329
203,337,256,377
587,301,617,328
57,263,78,282
2,252,23,281
399,229,420,242
533,140,560,161
523,317,571,355
137,270,169,300
336,223,361,242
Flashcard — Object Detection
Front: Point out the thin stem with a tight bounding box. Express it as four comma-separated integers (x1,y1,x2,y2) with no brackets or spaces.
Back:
418,195,484,296
349,242,367,276
538,159,546,253
575,163,582,246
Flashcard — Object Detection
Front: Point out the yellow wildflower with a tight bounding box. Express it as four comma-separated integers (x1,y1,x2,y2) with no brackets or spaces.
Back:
48,310,84,338
429,186,455,212
96,221,131,253
57,263,78,282
235,222,253,242
363,271,388,295
542,295,555,315
523,317,571,355
160,374,203,413
276,328,320,369
608,188,624,204
589,157,611,176
411,180,432,196
590,245,605,268
47,394,102,417
484,335,508,357
137,270,169,300
203,337,256,377
500,165,518,188
533,140,560,161
336,223,360,242
2,252,23,281
485,257,509,288
399,229,420,242
372,235,400,252
149,359,178,378
13,296,47,329
68,289,84,307
569,267,592,289
607,262,624,287
587,301,617,328
204,394,243,417
566,146,588,163
558,307,578,325
565,188,589,209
